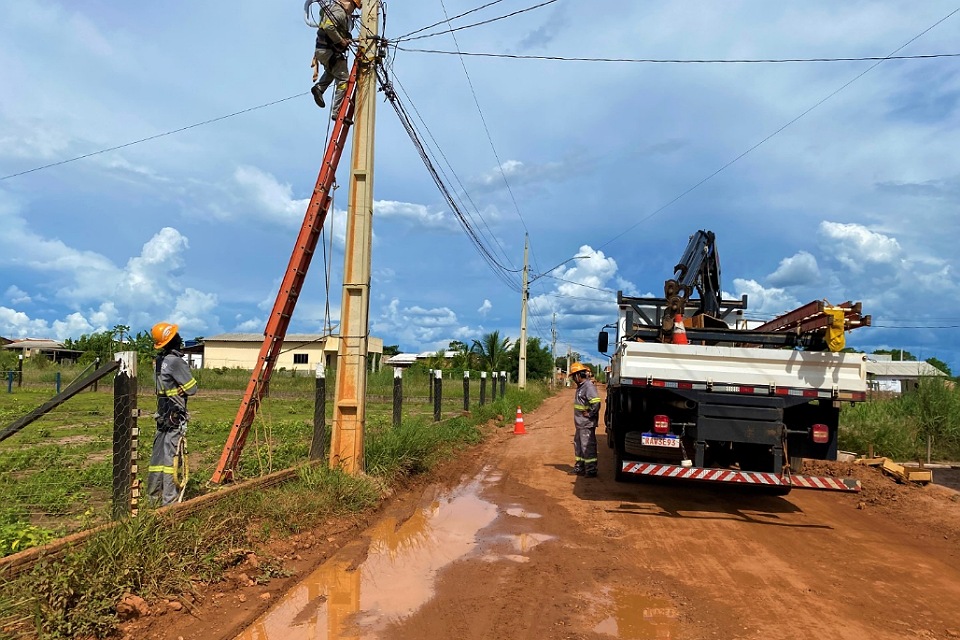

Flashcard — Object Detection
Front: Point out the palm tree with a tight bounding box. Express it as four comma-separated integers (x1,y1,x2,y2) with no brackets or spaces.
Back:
471,330,513,372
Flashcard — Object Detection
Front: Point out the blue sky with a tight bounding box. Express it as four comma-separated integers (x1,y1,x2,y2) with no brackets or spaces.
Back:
2,1,959,372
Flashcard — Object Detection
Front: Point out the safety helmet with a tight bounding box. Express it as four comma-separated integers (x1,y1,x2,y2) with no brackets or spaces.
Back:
151,322,179,349
569,362,590,376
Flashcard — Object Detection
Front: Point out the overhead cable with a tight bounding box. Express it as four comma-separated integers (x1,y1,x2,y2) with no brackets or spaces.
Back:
395,0,559,43
396,49,960,64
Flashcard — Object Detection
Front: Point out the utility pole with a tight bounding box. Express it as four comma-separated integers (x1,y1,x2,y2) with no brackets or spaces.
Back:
566,347,571,387
551,313,557,388
330,0,379,474
518,234,529,390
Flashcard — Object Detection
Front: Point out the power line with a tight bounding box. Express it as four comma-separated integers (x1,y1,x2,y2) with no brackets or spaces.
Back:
397,0,508,40
0,92,307,182
395,49,960,64
395,0,559,43
596,6,960,252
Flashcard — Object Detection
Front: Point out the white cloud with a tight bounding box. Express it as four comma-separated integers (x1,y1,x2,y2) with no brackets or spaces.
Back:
767,251,820,287
232,166,309,226
5,285,31,305
375,200,456,230
732,279,802,319
478,299,492,315
818,222,902,273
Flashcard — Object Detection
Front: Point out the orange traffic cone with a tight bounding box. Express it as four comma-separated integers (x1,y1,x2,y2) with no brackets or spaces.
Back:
672,313,688,345
514,406,527,435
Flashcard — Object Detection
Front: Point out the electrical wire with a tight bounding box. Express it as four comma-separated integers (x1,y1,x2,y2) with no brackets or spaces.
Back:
395,49,960,64
395,0,559,43
595,6,960,251
397,0,508,40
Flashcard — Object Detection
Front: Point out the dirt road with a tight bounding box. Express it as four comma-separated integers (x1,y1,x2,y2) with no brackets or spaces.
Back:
136,389,960,640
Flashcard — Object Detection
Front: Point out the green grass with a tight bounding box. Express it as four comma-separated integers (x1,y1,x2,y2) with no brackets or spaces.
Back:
839,377,960,461
0,382,547,639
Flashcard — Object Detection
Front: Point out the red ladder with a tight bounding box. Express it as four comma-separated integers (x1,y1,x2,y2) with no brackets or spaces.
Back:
211,58,360,484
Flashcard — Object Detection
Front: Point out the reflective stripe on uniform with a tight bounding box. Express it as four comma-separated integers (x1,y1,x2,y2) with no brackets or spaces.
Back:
574,404,589,410
158,377,197,397
148,465,175,474
589,398,601,404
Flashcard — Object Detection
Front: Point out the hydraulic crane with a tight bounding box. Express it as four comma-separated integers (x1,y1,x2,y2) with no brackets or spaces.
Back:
210,58,360,484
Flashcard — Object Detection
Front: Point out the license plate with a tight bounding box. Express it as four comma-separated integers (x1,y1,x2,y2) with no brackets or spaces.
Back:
641,434,680,448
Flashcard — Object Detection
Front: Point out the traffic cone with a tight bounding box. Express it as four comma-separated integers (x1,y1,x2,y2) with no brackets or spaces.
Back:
672,313,688,345
514,406,527,435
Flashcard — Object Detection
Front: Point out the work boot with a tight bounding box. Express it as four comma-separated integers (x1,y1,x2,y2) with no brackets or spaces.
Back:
585,470,598,478
569,464,585,476
332,114,354,125
311,84,325,108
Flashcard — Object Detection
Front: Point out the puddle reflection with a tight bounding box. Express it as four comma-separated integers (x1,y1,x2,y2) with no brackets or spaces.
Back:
593,587,679,639
235,470,500,640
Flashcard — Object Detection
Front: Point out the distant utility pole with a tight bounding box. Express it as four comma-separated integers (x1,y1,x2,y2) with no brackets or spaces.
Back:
518,234,530,390
566,347,571,387
330,1,380,475
551,313,557,388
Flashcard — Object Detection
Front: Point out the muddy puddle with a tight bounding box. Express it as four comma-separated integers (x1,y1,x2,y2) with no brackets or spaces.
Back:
234,465,677,640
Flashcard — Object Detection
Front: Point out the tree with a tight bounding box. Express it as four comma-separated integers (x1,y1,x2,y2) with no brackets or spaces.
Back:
471,330,512,372
507,337,554,381
448,341,474,369
926,357,953,377
383,344,401,357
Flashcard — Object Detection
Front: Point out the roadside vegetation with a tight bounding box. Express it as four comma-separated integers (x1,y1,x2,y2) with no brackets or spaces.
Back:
839,376,960,462
0,375,549,639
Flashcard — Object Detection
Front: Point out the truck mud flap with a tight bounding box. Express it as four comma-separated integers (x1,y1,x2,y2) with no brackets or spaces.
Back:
620,462,861,492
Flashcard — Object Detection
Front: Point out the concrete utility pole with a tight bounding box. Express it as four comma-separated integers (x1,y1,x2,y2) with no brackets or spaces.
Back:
551,313,557,388
330,1,380,474
518,234,530,390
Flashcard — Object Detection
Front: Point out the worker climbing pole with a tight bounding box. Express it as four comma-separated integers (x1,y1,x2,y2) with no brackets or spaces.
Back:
210,1,379,484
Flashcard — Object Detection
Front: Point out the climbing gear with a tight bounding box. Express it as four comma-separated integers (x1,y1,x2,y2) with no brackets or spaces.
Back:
303,0,334,28
151,322,178,349
173,433,189,503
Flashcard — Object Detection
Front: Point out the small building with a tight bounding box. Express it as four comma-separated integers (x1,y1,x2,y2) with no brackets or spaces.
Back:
0,337,11,347
384,351,459,368
866,356,948,394
202,333,384,373
2,338,84,364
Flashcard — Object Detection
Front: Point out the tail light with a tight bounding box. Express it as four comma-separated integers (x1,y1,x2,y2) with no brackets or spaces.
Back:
653,415,670,434
811,423,829,444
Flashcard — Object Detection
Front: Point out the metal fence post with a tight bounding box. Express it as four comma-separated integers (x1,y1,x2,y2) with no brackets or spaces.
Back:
463,370,470,412
393,367,403,428
112,352,138,520
433,369,442,422
309,363,326,460
480,371,487,406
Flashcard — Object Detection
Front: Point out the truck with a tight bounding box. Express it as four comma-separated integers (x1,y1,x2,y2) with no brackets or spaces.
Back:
598,230,870,493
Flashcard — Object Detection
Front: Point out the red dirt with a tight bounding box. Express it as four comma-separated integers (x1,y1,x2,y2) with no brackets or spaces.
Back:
121,389,960,640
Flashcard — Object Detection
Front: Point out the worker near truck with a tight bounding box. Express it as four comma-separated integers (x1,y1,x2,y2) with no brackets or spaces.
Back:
570,362,601,478
148,322,198,506
310,0,361,121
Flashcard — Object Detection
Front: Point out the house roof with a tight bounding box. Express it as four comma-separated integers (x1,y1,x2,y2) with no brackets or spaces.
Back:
385,353,419,366
3,338,67,351
866,361,947,378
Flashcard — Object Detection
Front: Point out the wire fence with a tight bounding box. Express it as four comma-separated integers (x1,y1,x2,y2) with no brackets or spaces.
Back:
0,359,521,557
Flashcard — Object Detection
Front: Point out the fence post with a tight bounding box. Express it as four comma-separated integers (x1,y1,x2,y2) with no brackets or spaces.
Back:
490,371,497,401
463,371,470,412
112,352,138,520
17,355,23,388
309,363,326,460
500,370,506,398
427,369,434,404
393,367,403,428
56,371,61,394
480,371,487,406
433,369,442,422
6,371,11,393
93,357,100,392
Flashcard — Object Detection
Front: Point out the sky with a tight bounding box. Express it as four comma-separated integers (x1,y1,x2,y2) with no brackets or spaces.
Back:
1,1,959,373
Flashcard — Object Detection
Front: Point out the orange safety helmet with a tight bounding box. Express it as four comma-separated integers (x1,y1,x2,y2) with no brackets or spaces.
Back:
569,362,590,376
151,322,179,349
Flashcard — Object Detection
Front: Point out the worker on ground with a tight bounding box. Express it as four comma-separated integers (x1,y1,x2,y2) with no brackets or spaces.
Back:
310,0,361,121
148,322,198,506
570,362,601,478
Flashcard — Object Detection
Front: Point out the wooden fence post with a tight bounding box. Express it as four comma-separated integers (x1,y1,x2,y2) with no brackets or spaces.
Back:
309,363,326,460
480,371,487,406
393,367,403,428
433,369,442,422
463,370,470,412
